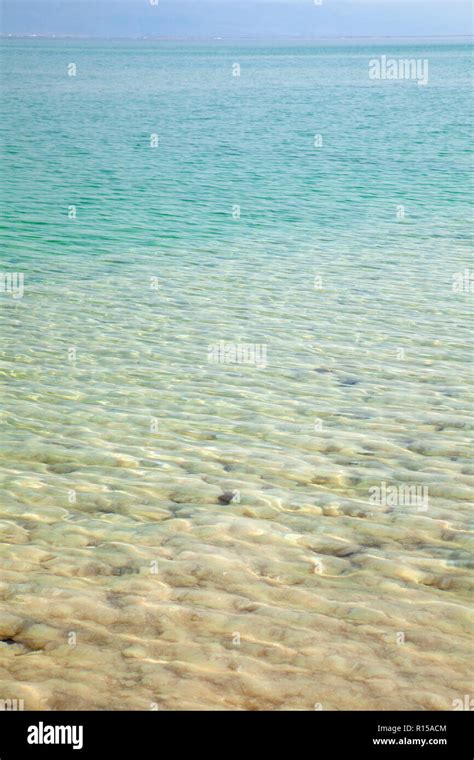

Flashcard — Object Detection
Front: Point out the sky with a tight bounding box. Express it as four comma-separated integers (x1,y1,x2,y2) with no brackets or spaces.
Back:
0,0,472,38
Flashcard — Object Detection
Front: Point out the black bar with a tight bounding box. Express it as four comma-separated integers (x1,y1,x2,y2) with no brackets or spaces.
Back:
0,710,471,757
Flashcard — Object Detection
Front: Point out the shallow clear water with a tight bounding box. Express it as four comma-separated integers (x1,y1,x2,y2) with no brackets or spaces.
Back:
0,39,473,710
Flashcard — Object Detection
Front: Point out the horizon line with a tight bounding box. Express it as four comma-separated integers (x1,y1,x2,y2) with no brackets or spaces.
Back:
1,34,473,41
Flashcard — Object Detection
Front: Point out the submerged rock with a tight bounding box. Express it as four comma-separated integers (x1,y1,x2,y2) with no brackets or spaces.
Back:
218,491,240,505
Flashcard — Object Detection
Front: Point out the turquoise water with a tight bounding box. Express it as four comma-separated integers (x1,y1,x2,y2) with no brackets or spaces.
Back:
0,40,473,710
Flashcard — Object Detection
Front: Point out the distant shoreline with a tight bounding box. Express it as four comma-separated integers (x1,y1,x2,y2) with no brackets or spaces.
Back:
1,34,473,41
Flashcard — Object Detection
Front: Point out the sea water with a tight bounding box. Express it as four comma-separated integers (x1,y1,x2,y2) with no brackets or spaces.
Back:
0,39,472,710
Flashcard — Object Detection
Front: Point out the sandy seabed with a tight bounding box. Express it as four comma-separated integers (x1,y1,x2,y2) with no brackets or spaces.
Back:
1,247,473,710
1,399,472,709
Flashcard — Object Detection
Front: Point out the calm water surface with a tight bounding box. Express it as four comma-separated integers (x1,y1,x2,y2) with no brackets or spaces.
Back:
0,39,472,709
